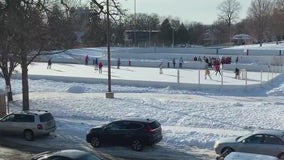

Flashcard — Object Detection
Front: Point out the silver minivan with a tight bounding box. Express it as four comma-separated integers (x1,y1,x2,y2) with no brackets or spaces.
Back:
0,110,56,140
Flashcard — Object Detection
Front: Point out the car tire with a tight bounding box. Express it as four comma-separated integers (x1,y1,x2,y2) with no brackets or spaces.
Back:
90,136,100,148
23,130,34,141
278,153,284,160
131,139,143,151
220,147,233,158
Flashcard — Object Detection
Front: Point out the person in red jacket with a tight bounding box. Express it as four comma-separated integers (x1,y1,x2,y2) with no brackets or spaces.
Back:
98,61,103,74
214,64,222,76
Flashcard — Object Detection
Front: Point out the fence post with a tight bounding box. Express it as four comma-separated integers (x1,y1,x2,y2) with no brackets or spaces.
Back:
198,70,201,89
245,71,248,89
272,66,274,79
221,71,223,86
260,70,263,86
268,66,270,81
177,69,180,85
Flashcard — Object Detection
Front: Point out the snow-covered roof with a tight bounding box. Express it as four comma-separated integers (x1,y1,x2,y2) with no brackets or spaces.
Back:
232,34,255,40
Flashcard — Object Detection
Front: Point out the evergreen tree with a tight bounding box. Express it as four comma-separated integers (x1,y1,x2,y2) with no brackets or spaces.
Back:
158,18,172,46
176,23,189,44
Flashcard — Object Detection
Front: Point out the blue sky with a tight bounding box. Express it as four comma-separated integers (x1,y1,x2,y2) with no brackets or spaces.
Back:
120,0,252,25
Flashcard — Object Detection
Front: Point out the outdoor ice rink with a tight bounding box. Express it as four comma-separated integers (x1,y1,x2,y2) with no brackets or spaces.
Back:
20,62,282,91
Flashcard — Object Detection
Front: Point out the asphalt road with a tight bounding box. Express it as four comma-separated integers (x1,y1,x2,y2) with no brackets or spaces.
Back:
0,135,126,160
0,134,204,160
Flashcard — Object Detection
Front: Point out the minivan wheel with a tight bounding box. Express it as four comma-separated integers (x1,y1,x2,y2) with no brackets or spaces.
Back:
23,130,34,141
278,153,284,160
131,139,143,151
90,136,100,148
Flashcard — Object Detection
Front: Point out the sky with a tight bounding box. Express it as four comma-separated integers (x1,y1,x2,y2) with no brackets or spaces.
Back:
120,0,252,25
1,43,284,159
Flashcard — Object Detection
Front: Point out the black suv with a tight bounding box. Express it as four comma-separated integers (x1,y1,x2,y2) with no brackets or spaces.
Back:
86,118,162,151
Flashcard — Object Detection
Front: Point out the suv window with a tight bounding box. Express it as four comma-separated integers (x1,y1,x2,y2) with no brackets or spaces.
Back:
246,134,264,144
14,114,34,122
108,121,127,130
127,122,143,130
148,121,160,129
40,113,54,122
1,114,15,122
264,135,283,145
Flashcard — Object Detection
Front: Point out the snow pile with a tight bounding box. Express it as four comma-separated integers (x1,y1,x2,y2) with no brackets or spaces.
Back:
66,86,86,93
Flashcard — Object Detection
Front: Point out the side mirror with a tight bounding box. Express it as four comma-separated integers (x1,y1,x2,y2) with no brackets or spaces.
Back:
241,140,247,143
104,126,110,131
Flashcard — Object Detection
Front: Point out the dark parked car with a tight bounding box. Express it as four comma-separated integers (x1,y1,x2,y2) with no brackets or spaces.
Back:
86,118,163,151
31,149,102,160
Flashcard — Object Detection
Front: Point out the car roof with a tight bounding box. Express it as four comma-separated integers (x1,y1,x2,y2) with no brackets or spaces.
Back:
117,118,157,123
52,149,94,159
13,110,50,116
225,152,278,160
253,129,284,137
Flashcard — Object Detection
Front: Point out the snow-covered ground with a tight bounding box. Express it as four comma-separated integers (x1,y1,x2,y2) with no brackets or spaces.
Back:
1,43,284,159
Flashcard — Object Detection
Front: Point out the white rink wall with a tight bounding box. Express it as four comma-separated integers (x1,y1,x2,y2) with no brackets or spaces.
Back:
37,46,284,72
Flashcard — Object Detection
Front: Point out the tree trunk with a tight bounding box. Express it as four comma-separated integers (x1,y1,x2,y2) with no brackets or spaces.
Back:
21,54,29,111
4,77,13,102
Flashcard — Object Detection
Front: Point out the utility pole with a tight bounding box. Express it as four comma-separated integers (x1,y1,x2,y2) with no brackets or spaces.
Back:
106,0,114,98
171,26,175,48
134,0,137,47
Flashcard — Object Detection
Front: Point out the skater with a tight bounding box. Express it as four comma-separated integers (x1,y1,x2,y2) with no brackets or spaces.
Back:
214,64,222,76
172,58,176,68
98,61,103,74
179,57,183,68
205,64,212,80
235,67,240,79
95,58,98,65
128,59,131,66
47,58,52,69
85,55,89,65
117,58,121,69
158,62,163,74
94,62,98,71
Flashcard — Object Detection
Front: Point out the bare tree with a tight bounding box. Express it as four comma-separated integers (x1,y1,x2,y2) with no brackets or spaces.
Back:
0,0,124,111
248,0,273,46
187,22,205,45
217,0,241,43
0,0,77,110
271,0,284,44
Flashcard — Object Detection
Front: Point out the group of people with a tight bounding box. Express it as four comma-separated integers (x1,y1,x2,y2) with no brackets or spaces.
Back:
167,57,184,68
204,57,223,80
90,55,104,74
194,56,233,66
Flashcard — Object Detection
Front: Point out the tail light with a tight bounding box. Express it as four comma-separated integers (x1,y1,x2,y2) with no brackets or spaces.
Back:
37,124,43,130
145,124,155,133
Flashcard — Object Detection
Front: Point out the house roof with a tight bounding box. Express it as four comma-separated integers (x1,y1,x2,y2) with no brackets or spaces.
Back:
232,34,254,40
